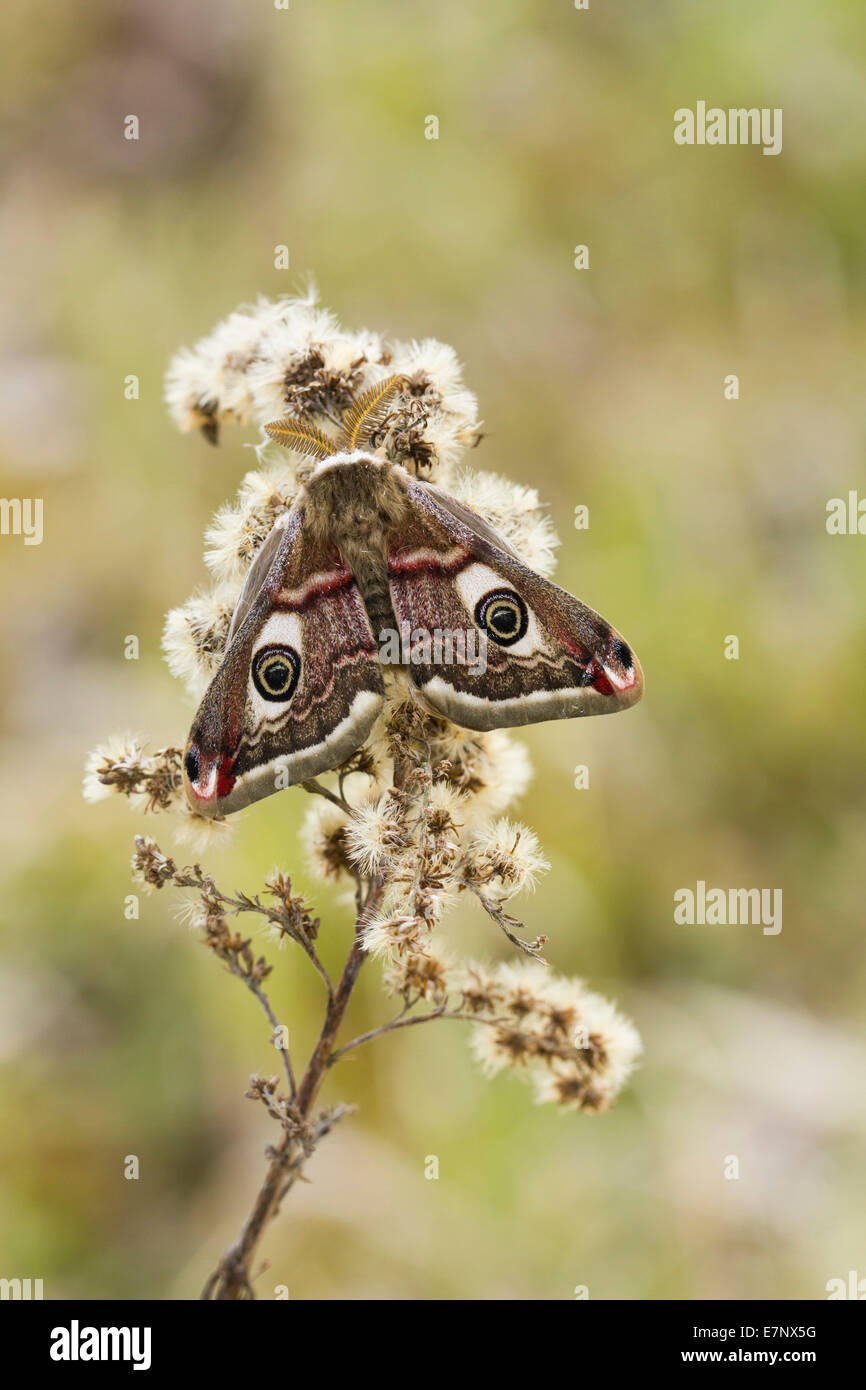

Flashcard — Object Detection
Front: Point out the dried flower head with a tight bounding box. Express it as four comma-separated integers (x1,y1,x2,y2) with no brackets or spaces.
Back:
460,819,550,901
84,737,183,813
300,800,354,882
461,960,642,1113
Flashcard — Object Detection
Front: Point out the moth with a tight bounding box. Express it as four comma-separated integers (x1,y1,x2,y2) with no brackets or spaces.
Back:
183,378,643,816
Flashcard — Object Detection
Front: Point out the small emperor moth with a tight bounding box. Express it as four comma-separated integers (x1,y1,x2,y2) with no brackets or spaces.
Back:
183,378,643,815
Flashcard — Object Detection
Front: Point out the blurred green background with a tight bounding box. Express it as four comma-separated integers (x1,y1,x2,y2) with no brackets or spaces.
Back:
1,0,865,1300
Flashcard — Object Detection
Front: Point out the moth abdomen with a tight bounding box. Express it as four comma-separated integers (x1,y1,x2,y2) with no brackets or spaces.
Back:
360,582,397,640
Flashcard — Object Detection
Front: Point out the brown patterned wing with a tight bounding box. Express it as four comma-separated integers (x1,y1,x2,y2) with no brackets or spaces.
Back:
183,505,384,815
385,478,643,730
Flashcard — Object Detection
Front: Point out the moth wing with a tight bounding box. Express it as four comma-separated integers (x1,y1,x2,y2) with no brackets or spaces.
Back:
225,516,287,646
184,504,384,815
418,481,524,561
386,477,643,730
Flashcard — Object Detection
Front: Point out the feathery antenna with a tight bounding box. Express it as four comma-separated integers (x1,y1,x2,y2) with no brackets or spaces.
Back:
262,418,335,460
264,374,404,460
340,374,402,450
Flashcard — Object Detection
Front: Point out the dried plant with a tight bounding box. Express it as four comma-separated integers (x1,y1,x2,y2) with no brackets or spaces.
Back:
84,287,641,1299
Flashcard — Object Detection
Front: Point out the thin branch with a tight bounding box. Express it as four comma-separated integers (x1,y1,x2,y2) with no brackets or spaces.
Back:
463,883,548,960
331,1006,588,1065
196,927,299,1101
237,969,296,1100
329,1006,446,1063
173,860,333,997
201,872,388,1300
301,777,367,918
228,890,333,999
300,778,352,815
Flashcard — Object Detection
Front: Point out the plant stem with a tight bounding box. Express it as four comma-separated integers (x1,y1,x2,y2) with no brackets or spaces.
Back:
201,874,386,1300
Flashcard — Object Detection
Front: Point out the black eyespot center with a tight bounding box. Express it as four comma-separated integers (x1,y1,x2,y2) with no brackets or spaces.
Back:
612,639,632,669
252,644,301,703
266,659,290,689
184,747,200,784
489,602,520,636
474,588,529,647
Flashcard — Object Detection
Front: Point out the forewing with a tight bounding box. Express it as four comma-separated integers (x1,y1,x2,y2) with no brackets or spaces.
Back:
386,478,643,730
184,504,384,815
